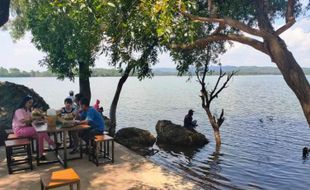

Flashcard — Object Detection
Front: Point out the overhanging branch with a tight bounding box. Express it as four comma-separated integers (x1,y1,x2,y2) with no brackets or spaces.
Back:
276,0,296,35
179,0,264,38
276,18,295,35
170,33,269,55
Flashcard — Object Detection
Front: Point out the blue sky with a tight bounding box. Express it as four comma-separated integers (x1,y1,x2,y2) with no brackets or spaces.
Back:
0,16,309,71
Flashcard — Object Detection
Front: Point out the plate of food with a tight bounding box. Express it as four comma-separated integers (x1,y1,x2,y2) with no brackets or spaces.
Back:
62,113,75,121
32,109,45,121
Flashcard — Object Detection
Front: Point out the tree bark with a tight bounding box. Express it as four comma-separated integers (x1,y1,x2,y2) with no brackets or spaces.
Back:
109,66,132,136
78,62,91,101
0,0,10,27
213,128,221,145
204,100,222,146
265,37,310,125
253,1,310,125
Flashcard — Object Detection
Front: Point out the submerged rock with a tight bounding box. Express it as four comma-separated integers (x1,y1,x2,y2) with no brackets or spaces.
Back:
155,120,209,147
115,127,156,156
0,81,49,145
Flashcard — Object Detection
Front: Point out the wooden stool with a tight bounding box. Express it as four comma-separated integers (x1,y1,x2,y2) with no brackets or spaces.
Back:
5,139,33,174
7,134,36,153
89,135,114,166
40,168,80,190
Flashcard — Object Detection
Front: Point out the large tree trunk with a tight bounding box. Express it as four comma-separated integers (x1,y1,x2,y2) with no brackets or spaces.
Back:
0,0,10,27
266,37,310,125
109,66,132,136
78,62,91,101
254,1,310,126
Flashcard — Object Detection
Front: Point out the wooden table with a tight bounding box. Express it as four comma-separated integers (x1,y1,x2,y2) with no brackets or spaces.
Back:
33,122,90,168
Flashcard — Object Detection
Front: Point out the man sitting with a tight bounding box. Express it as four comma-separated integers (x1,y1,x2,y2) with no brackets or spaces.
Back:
184,109,198,132
76,98,105,150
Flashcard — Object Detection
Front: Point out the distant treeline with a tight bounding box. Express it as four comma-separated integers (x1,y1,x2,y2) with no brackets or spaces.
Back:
0,67,122,77
1,66,310,77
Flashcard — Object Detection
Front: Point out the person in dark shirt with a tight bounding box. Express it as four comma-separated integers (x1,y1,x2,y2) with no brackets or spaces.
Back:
184,109,198,132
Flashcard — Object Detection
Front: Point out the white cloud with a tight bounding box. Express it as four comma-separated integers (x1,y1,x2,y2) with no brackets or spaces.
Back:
221,18,310,67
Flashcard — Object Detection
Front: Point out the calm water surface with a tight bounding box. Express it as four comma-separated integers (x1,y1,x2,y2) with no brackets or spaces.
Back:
1,76,310,190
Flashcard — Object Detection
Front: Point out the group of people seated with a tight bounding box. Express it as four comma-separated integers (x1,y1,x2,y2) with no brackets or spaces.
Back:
11,91,105,160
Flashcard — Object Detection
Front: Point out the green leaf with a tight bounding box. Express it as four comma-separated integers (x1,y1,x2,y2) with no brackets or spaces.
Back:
107,2,116,8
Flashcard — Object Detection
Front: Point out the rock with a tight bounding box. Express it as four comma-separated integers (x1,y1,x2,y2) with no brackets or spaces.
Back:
155,120,209,147
0,81,49,145
115,127,156,156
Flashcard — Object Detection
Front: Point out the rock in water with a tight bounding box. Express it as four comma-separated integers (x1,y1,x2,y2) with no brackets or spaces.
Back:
156,120,209,147
0,81,49,145
115,127,156,155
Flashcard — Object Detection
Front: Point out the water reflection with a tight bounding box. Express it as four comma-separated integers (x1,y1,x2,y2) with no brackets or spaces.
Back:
152,142,236,189
155,143,199,160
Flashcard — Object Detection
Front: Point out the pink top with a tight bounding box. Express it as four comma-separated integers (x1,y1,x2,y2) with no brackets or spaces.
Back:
12,108,31,132
93,99,100,111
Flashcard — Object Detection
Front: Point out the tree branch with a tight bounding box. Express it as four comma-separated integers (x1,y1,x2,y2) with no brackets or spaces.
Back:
275,18,295,35
170,33,269,55
217,109,225,127
179,3,264,37
209,71,235,103
276,0,296,35
210,67,225,100
286,0,295,23
196,69,203,85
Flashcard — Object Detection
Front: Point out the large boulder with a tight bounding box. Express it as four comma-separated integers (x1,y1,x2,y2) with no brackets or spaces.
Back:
115,127,156,155
0,81,49,145
156,120,209,147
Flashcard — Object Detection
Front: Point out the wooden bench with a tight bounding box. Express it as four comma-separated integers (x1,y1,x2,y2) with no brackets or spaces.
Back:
40,168,80,190
89,134,114,166
5,139,33,174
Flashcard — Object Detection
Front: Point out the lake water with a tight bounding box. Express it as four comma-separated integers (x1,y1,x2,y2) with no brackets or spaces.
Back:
1,76,310,190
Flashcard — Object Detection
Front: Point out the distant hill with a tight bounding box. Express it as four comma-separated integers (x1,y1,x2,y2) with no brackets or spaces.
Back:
1,66,310,77
153,66,310,75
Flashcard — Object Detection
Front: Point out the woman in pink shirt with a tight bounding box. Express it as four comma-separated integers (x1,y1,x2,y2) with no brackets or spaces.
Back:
12,95,55,160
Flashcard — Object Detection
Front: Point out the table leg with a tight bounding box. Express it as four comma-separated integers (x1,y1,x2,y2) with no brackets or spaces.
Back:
79,135,83,159
36,137,39,166
112,140,114,163
63,130,68,168
53,132,59,155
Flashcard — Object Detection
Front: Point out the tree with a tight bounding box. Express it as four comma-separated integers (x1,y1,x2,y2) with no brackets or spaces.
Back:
9,0,106,100
172,38,234,145
91,0,160,136
137,0,310,126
